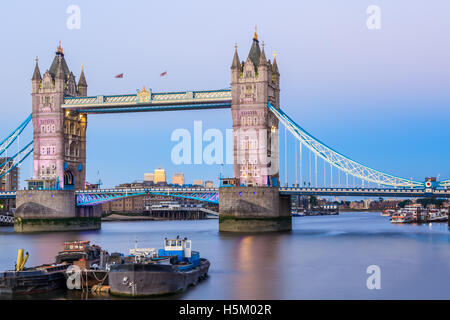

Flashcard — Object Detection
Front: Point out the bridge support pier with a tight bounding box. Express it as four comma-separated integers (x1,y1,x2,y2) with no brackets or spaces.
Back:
219,187,291,232
14,190,101,233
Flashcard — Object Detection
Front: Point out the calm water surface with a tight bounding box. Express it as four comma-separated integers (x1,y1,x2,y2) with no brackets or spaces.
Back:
0,212,449,299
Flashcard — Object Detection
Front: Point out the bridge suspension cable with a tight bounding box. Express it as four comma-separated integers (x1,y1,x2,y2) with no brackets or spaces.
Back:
439,179,450,188
0,141,33,180
269,103,424,188
0,114,32,157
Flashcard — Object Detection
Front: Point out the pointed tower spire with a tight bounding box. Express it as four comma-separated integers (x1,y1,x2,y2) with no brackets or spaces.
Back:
247,27,261,68
55,54,64,80
78,64,87,86
259,41,267,66
272,51,279,74
32,56,41,81
56,40,63,54
231,43,240,69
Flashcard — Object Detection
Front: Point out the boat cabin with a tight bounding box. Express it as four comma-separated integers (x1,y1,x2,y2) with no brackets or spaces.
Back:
158,236,192,261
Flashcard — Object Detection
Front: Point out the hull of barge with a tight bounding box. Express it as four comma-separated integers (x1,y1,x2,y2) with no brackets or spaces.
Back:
108,258,210,297
0,267,67,295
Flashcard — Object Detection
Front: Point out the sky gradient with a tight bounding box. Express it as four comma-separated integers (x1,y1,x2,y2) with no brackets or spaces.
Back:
0,0,449,188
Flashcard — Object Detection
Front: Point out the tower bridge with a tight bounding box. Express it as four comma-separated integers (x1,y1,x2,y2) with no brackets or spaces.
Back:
1,30,449,233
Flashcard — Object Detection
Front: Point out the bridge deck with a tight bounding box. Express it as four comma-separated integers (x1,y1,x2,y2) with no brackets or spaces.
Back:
2,187,449,207
279,187,450,198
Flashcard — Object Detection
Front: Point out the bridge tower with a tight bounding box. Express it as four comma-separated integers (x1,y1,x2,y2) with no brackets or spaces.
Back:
14,42,99,233
230,27,280,187
219,29,291,232
31,42,87,190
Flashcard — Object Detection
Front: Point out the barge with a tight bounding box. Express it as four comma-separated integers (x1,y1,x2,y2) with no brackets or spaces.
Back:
109,236,210,297
0,249,68,295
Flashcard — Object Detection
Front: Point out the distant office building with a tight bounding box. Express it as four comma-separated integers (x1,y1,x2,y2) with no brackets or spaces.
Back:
144,173,154,182
172,173,185,186
193,180,204,186
0,157,19,191
154,168,166,184
205,180,214,188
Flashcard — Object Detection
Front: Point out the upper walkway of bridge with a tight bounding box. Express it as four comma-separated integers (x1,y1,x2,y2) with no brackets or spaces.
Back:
62,88,232,114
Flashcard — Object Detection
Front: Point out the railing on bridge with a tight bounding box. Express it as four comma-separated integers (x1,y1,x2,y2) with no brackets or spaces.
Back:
76,187,220,206
279,186,450,198
0,214,14,226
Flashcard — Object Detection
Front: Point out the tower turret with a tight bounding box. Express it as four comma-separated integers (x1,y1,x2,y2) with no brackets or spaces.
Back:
77,64,87,96
32,57,41,93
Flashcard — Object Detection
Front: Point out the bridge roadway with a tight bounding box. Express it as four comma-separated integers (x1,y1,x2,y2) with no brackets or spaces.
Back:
1,187,450,206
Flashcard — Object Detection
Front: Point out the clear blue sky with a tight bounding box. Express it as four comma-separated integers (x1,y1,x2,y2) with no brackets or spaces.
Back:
0,0,449,188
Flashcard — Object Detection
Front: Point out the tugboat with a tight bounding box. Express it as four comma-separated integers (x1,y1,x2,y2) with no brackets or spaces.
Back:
58,241,110,290
0,249,68,295
55,240,103,265
108,236,210,297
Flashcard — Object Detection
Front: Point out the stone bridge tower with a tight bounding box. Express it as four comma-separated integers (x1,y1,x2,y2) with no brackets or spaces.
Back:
31,42,87,190
220,29,291,233
231,28,280,187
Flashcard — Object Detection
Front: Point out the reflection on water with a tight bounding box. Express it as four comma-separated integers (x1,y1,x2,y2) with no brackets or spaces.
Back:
0,212,449,300
223,234,284,299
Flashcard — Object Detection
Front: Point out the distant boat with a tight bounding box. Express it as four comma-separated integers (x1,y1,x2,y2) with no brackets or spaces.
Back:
390,208,414,224
381,209,395,217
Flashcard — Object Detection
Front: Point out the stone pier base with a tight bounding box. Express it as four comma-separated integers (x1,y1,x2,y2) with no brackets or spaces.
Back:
219,187,291,232
14,190,101,233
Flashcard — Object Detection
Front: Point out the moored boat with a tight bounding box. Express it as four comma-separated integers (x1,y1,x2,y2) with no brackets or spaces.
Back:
55,240,103,265
426,209,448,222
390,207,414,224
0,249,68,295
381,209,395,217
108,236,210,297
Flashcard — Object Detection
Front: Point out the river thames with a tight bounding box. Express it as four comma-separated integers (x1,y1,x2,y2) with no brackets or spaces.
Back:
0,212,449,300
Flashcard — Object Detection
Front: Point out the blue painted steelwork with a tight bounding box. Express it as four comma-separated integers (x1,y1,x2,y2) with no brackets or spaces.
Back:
62,89,232,114
0,141,34,180
147,191,219,204
76,192,146,206
0,114,32,157
75,187,220,206
439,179,450,188
0,191,16,199
269,103,427,188
279,186,450,198
69,102,232,114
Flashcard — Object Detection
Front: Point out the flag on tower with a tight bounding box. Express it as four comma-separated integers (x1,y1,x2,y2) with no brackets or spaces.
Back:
115,73,124,78
160,71,167,77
